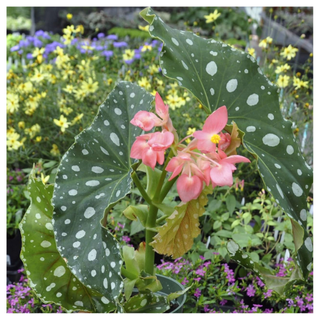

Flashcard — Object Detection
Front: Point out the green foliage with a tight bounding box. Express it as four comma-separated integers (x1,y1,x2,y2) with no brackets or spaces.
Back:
108,27,151,40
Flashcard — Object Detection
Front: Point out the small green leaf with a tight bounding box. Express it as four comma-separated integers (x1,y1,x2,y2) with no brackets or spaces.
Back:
167,286,191,303
226,195,236,215
213,220,222,230
123,204,148,226
231,219,240,229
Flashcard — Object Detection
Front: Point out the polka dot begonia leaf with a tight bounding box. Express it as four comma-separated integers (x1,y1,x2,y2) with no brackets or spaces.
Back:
52,82,154,302
19,170,116,312
227,240,303,296
140,7,313,277
123,293,169,313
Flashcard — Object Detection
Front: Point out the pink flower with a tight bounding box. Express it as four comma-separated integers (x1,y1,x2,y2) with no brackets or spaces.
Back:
130,131,174,170
130,110,160,131
209,149,250,187
193,106,228,153
176,174,203,202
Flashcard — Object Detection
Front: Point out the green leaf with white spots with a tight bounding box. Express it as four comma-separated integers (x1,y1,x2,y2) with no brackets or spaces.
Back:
227,240,303,295
19,172,116,312
123,293,169,313
140,7,313,277
52,82,154,301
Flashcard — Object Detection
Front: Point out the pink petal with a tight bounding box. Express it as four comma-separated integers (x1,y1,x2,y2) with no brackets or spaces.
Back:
196,138,216,153
142,147,157,169
130,110,159,131
223,155,251,164
148,131,174,151
210,163,234,187
155,92,169,120
202,105,228,134
130,139,148,159
177,174,203,202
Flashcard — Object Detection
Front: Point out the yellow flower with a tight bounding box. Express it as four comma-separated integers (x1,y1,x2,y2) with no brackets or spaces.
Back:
186,127,196,135
75,25,84,34
54,46,65,57
280,45,299,60
275,64,291,74
66,13,73,20
60,106,73,116
122,49,135,61
6,93,19,113
139,25,149,32
41,173,50,184
148,64,159,75
71,113,84,125
165,94,182,110
50,144,60,156
74,88,87,101
19,81,33,93
53,115,71,132
204,10,221,23
63,25,76,35
247,48,256,58
293,77,308,90
81,77,99,93
25,95,39,110
277,75,290,88
18,121,25,129
259,37,273,48
35,136,42,142
31,67,47,83
137,77,151,90
81,44,94,51
63,84,75,94
63,33,74,45
141,44,152,52
7,132,23,151
107,78,113,86
32,47,45,64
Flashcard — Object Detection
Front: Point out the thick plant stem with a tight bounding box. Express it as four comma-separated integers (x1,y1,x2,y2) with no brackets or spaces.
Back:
131,171,153,206
145,204,158,275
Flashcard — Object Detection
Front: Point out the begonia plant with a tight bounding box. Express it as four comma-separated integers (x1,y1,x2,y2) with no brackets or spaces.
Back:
19,7,312,313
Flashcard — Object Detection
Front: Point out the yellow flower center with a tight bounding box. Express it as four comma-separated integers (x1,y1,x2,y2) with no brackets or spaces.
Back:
210,134,221,144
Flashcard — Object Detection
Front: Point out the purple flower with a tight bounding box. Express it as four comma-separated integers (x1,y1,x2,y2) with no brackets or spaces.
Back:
26,53,33,60
122,235,130,243
101,50,113,60
97,32,105,39
204,305,211,312
194,288,201,298
113,41,127,48
194,277,201,282
35,30,51,39
286,298,295,307
107,34,118,40
256,276,264,287
263,289,273,298
195,268,206,276
181,277,189,285
220,299,228,306
264,308,273,313
305,293,313,302
33,38,43,47
10,45,20,52
246,284,256,297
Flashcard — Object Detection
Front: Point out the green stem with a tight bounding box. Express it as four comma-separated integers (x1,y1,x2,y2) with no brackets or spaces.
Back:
159,176,178,203
144,204,158,275
131,171,153,206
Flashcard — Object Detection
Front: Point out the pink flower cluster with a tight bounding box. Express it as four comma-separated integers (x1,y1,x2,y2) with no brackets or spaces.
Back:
130,92,250,203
